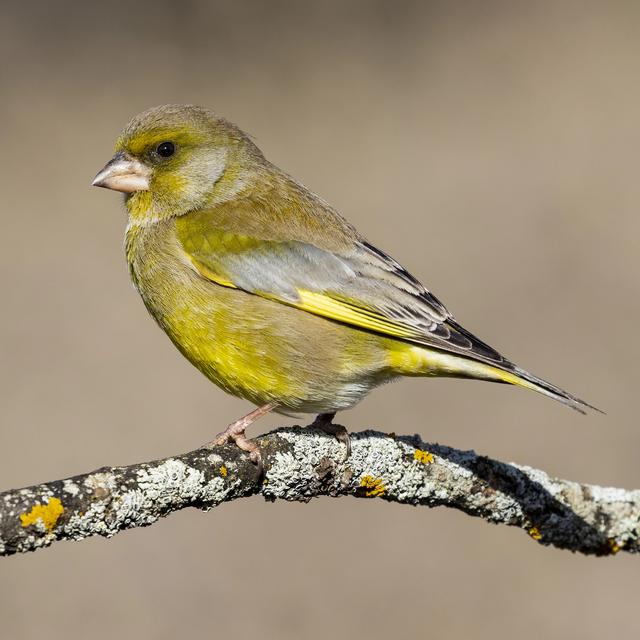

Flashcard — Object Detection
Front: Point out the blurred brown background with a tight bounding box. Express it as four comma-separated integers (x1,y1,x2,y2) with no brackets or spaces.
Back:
1,1,639,638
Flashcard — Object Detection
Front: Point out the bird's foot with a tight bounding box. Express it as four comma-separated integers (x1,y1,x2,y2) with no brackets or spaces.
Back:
202,402,277,470
312,412,351,459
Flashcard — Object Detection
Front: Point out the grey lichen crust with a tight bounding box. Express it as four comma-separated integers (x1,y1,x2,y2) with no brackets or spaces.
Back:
1,427,638,557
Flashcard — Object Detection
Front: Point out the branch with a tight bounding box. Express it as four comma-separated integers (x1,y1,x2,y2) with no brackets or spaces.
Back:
1,426,638,557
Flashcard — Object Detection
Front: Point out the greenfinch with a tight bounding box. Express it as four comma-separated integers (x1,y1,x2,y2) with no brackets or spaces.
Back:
92,104,596,462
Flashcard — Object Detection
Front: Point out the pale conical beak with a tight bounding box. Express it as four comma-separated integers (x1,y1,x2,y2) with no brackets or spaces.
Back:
92,152,151,193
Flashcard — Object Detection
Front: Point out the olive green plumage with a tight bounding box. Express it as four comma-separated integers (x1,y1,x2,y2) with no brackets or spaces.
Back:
94,104,595,417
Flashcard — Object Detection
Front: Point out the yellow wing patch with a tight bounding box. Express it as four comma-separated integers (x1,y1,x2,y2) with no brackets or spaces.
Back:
295,290,418,340
189,257,419,340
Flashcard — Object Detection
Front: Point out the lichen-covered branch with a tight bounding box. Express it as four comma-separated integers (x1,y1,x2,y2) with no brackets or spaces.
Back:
1,427,638,557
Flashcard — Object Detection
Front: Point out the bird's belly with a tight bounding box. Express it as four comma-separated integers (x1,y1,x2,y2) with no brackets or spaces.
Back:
139,263,395,413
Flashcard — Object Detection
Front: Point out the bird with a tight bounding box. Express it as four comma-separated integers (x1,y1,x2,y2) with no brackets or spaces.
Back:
92,104,597,464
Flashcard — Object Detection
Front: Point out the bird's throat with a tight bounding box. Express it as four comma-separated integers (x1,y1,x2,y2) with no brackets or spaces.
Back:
125,190,154,223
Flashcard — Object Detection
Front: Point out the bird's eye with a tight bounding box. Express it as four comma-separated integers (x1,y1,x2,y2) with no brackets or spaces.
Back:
156,141,175,158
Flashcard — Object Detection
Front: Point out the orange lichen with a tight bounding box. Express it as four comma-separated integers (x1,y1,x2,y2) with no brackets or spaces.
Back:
359,476,386,497
608,538,621,555
219,466,228,477
528,527,542,541
20,497,64,531
414,449,434,464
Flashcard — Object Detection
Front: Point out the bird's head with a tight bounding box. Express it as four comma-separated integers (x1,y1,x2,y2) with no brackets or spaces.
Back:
92,104,263,221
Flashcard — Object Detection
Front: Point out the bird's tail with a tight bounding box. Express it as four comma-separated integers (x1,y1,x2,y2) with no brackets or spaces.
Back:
486,363,602,414
400,344,601,414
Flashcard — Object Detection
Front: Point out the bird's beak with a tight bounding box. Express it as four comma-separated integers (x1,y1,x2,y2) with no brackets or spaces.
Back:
91,152,151,193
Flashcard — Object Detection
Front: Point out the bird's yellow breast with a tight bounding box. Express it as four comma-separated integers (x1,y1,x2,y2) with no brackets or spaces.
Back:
127,218,293,401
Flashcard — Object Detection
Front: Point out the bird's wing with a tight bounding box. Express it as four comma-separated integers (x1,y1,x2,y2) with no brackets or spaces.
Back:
176,215,509,366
